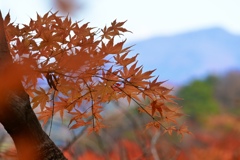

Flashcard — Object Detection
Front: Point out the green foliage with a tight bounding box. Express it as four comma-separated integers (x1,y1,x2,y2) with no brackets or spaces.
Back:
176,76,220,122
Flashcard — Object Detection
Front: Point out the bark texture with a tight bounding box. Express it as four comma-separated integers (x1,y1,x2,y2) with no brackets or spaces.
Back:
0,11,67,160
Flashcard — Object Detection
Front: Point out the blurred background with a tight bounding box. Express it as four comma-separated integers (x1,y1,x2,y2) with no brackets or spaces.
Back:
1,0,240,159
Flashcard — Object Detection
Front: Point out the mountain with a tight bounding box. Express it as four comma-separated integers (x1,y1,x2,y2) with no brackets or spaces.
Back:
127,27,240,85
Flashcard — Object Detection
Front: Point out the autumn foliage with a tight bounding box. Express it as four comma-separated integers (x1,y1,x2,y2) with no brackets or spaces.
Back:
3,9,240,160
2,11,189,136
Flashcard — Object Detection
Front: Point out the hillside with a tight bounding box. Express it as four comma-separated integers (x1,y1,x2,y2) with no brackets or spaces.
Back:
128,28,240,85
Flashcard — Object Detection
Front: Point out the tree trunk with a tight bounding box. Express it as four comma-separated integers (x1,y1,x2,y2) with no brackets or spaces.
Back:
0,11,67,160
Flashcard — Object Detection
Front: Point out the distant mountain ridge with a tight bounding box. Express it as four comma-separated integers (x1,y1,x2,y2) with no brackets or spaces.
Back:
127,27,240,85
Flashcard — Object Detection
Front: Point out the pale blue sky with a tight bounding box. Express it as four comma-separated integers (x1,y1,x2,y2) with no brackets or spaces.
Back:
1,0,240,85
1,0,240,41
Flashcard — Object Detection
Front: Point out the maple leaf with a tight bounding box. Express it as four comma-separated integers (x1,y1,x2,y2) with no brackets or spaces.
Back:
101,20,130,40
37,107,53,126
150,100,164,117
87,121,107,134
176,124,192,140
114,53,139,67
146,121,161,129
31,87,50,110
163,126,177,135
54,97,76,120
70,120,87,129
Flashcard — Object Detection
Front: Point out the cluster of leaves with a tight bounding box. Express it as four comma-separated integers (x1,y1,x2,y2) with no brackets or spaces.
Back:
4,11,189,135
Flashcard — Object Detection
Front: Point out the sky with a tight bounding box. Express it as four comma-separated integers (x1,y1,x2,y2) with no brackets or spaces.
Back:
1,0,240,85
1,0,240,41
